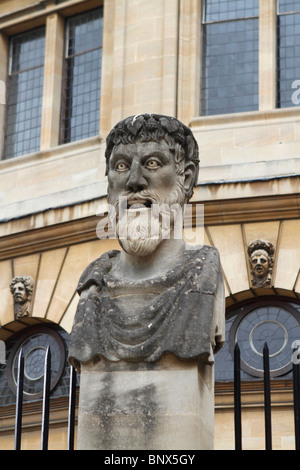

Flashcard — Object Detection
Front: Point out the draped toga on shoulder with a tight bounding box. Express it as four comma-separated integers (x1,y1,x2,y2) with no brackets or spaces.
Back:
68,245,225,371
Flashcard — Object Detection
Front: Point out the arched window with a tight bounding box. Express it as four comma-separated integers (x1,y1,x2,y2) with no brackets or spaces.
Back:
215,297,300,382
0,322,73,405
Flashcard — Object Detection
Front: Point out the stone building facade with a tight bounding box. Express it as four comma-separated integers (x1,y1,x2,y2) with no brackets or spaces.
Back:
0,0,299,449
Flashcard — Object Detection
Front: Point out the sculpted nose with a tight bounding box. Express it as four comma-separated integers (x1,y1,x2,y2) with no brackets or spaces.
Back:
126,162,147,192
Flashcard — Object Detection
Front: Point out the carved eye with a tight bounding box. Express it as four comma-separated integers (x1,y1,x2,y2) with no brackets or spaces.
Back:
116,161,129,172
146,159,160,169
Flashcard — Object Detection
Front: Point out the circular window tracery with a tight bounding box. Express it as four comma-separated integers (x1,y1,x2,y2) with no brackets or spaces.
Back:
229,300,300,378
7,325,66,400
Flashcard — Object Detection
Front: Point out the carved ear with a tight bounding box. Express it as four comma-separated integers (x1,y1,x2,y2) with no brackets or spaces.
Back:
184,161,198,200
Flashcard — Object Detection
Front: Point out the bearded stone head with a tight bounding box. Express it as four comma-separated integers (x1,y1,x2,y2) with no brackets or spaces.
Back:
105,114,199,256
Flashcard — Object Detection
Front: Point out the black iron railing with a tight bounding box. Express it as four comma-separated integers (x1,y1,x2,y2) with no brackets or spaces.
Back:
234,342,300,450
14,347,77,451
11,342,300,450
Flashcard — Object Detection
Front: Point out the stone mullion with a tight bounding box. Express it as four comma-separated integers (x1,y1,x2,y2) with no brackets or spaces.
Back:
0,32,8,159
177,0,202,123
40,13,64,150
259,0,277,111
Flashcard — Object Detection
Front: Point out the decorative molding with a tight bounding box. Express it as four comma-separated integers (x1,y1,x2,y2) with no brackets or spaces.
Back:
0,0,103,34
0,193,299,261
0,215,100,261
225,289,300,309
200,193,300,226
189,106,300,130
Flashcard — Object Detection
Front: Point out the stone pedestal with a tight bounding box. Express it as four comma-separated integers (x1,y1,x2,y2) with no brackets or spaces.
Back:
76,354,215,450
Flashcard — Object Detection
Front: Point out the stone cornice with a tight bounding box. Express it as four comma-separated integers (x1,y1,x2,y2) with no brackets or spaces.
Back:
0,192,299,261
201,192,300,226
189,107,300,130
0,214,100,261
0,0,103,34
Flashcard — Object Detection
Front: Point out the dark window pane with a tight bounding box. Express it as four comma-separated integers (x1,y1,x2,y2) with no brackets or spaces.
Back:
4,27,45,159
67,8,103,56
11,27,45,73
277,12,300,108
278,0,300,13
201,18,259,115
205,0,259,22
60,8,103,144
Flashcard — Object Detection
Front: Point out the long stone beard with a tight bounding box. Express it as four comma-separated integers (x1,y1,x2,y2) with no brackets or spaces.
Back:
119,209,162,256
109,183,185,257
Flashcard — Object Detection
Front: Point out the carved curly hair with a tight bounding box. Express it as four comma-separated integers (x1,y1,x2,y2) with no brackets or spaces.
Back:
247,239,275,286
10,275,34,297
105,114,200,197
247,239,275,260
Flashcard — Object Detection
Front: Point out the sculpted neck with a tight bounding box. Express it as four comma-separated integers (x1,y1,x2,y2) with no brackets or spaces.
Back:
118,238,186,281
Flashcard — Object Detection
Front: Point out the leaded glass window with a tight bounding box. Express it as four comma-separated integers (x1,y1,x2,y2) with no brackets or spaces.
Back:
277,0,300,108
0,324,76,406
200,0,259,116
215,299,300,382
3,27,45,159
60,8,103,144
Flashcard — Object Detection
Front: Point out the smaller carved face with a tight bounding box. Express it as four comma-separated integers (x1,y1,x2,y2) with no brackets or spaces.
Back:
12,282,27,304
250,250,269,279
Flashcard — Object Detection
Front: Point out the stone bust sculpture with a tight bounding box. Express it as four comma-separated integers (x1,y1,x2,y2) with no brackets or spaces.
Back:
69,114,224,368
10,275,34,320
248,239,275,288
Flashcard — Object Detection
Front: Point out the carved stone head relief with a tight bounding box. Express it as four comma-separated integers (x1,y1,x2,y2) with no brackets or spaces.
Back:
10,275,34,319
247,239,275,288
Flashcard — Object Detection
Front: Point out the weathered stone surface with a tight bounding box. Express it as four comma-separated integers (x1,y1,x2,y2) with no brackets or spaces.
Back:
69,245,224,367
77,355,215,450
69,114,225,450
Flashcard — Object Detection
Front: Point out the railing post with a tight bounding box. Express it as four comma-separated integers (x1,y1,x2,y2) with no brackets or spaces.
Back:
68,366,77,450
41,346,51,450
14,349,24,451
293,347,300,450
234,342,242,450
263,342,272,450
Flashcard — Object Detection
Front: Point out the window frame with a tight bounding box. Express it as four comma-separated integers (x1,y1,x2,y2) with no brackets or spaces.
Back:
214,296,300,383
59,6,103,146
177,0,300,122
276,1,300,109
200,0,260,117
0,0,104,162
3,26,46,160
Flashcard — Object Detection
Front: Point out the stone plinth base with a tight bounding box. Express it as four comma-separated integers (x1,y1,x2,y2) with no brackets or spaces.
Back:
76,354,214,450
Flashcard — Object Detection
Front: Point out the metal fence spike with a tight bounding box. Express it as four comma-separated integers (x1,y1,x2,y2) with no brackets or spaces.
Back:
234,342,242,450
41,346,51,450
14,349,24,451
263,342,272,450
